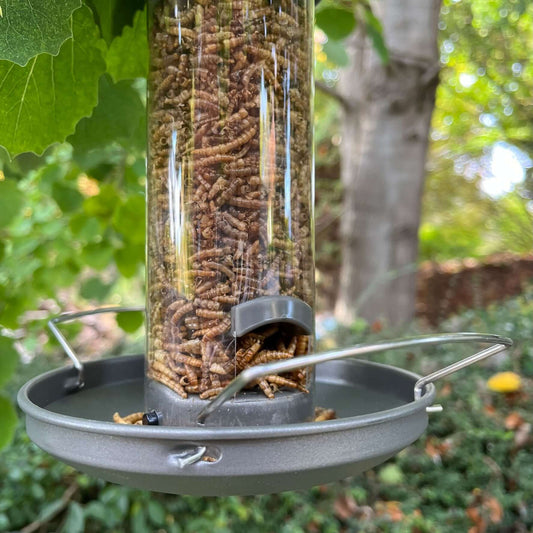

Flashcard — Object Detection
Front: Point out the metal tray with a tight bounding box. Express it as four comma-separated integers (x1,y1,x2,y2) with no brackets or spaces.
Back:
18,308,512,496
20,355,436,496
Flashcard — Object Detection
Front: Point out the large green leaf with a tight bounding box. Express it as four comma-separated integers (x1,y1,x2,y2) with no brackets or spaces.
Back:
0,179,24,228
316,4,356,41
68,75,145,160
0,0,81,66
107,8,148,82
0,6,106,157
0,336,18,388
0,394,16,449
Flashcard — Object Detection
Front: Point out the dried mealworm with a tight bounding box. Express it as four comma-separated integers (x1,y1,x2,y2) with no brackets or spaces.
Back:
255,378,274,399
266,375,308,393
252,350,293,366
192,127,256,157
202,317,231,339
294,335,309,356
148,369,188,398
199,387,225,399
171,302,194,324
168,352,203,368
113,411,144,424
202,260,235,281
196,309,227,319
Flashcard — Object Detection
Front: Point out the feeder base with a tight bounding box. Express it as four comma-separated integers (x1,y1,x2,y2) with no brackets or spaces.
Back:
145,378,314,427
18,355,435,496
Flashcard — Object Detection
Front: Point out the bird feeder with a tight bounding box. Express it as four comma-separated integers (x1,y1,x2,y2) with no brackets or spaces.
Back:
18,0,513,496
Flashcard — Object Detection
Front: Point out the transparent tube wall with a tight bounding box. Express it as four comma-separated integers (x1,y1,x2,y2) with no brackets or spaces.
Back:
147,0,314,401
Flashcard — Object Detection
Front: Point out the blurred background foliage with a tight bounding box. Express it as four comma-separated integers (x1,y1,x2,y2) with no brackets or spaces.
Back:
0,0,532,530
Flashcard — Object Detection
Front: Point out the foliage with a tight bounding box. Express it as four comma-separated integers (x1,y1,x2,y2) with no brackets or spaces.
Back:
421,0,533,261
1,295,532,532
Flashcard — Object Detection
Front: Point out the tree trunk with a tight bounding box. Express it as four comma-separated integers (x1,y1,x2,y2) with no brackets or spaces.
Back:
334,0,442,326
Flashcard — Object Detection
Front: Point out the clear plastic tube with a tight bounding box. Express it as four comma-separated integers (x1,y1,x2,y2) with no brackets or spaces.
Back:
146,0,314,402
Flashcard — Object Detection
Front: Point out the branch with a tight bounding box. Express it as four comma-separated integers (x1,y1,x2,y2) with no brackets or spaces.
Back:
316,81,351,110
21,482,78,533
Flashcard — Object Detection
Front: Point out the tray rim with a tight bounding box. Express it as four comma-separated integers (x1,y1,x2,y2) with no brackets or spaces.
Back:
18,355,436,441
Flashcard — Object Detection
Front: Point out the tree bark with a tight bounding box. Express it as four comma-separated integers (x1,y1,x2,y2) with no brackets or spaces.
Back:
334,0,442,326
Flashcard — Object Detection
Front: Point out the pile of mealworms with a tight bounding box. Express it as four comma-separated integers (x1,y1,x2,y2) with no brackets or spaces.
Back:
146,0,314,399
113,407,335,425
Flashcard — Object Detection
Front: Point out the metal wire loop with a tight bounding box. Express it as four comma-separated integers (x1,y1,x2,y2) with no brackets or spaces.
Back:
47,306,145,392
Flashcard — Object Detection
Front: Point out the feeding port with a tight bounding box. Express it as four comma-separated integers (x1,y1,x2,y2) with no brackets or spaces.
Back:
145,0,315,426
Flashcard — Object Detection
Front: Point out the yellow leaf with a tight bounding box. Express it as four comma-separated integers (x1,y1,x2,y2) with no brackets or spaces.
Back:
487,372,522,393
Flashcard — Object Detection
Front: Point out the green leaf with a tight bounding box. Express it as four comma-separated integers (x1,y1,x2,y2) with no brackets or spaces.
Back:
316,5,356,41
0,336,18,387
323,40,349,67
114,244,144,278
378,463,404,485
87,0,118,44
0,0,81,66
88,0,145,45
116,310,144,334
0,394,16,449
80,277,112,302
61,502,85,533
107,8,148,82
147,500,166,527
130,501,149,533
68,75,145,161
364,7,389,64
112,194,146,245
52,182,83,212
0,179,24,228
81,243,113,270
0,6,106,157
83,184,120,218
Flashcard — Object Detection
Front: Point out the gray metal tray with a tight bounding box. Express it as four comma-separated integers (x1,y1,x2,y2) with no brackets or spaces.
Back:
18,308,512,496
20,356,436,496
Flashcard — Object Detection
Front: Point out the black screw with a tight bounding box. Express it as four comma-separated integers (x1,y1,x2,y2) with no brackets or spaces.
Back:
142,410,163,425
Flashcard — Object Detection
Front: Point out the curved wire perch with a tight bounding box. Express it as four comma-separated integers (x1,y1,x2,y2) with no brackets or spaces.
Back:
48,306,146,392
47,308,513,425
198,333,512,425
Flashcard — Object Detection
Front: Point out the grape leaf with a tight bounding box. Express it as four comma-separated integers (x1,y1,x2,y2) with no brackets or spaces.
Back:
0,336,18,388
323,40,349,67
0,6,106,157
0,179,24,228
114,244,144,278
0,0,81,66
88,0,145,45
68,75,145,159
52,182,83,212
316,5,356,41
81,243,114,270
107,8,148,82
116,310,144,333
80,277,112,302
87,0,118,44
112,194,146,245
0,394,16,450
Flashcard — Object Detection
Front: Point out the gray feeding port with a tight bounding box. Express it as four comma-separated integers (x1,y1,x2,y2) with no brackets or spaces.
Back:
18,309,512,497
